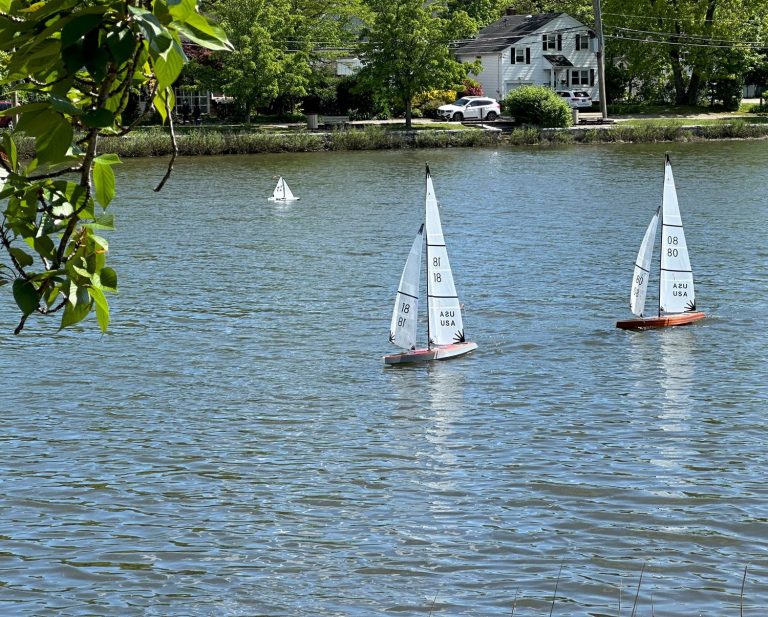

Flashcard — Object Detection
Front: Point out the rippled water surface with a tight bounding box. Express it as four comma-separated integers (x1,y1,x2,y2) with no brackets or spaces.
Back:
1,142,767,616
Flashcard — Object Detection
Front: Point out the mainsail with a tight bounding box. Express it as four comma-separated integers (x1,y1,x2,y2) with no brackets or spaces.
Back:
389,225,424,349
629,206,659,317
271,177,297,201
424,166,465,346
659,155,695,314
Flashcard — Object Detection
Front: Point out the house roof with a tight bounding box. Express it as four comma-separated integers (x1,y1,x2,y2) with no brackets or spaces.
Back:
543,54,573,67
455,13,562,55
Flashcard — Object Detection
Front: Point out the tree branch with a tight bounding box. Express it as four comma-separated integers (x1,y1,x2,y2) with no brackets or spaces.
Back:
154,97,178,192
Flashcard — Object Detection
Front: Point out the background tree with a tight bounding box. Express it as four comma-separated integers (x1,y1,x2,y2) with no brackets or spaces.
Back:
0,0,230,334
602,0,768,106
359,0,478,129
446,0,506,27
207,0,363,118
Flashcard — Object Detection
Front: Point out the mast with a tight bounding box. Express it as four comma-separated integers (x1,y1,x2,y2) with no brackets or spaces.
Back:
424,163,431,349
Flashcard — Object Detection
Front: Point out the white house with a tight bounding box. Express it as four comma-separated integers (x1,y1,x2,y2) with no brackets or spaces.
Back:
455,12,600,102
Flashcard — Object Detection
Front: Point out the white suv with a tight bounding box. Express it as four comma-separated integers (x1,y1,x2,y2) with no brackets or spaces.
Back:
557,90,593,108
437,96,501,121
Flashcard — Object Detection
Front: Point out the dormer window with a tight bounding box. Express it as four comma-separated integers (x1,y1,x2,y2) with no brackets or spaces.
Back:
542,33,562,51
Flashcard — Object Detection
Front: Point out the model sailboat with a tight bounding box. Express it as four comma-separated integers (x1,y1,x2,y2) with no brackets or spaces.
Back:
384,164,478,364
268,176,299,202
616,154,706,330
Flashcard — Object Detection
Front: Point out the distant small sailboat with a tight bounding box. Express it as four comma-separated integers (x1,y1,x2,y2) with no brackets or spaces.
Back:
384,164,477,364
616,154,706,330
268,176,299,202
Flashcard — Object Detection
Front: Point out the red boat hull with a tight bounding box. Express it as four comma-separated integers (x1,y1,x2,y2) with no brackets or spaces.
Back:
616,311,706,330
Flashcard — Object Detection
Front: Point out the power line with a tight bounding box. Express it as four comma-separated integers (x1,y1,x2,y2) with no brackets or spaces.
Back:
602,10,763,27
605,32,767,49
611,26,767,46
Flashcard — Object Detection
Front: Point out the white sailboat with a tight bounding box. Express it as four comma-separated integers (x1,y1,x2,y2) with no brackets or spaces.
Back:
268,176,299,202
384,164,478,364
617,154,706,330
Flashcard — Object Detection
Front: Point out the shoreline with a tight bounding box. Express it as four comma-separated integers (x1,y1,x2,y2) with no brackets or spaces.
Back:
9,120,768,158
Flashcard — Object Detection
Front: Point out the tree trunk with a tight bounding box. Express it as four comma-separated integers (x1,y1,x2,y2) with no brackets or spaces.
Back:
669,46,688,105
685,0,717,105
405,97,412,130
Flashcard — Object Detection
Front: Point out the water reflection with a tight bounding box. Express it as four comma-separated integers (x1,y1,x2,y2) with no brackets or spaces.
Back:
425,362,467,465
659,328,696,429
652,328,697,482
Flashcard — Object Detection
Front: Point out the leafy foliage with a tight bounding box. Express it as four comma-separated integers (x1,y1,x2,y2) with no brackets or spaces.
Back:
205,0,364,118
502,85,573,127
0,0,231,334
601,0,768,105
358,0,478,129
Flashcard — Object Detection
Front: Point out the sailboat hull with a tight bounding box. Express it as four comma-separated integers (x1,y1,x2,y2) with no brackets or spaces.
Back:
383,342,478,365
616,311,706,330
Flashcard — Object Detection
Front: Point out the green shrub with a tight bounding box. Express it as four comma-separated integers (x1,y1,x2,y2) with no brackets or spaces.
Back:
502,85,572,128
413,89,456,119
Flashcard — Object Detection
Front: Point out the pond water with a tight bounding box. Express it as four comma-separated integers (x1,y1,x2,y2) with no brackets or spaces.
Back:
0,140,766,616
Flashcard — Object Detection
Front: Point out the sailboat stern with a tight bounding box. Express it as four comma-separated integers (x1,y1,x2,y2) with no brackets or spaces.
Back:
616,311,706,330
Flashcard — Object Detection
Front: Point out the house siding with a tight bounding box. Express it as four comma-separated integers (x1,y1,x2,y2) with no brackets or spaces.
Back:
458,14,599,103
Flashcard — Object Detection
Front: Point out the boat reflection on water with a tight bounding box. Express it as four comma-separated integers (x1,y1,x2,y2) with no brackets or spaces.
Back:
425,362,467,460
652,328,697,484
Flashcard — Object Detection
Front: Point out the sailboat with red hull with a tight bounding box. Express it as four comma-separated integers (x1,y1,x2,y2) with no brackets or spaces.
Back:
616,154,705,330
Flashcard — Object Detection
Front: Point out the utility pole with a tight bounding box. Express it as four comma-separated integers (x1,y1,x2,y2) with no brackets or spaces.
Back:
593,0,608,119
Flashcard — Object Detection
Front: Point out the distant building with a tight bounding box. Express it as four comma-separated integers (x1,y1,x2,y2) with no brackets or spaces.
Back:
336,57,363,76
455,12,600,102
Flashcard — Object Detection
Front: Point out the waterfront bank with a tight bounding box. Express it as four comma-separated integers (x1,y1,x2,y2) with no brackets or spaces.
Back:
8,119,768,158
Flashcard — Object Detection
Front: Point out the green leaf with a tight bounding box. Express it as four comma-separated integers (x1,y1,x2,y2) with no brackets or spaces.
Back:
16,109,73,165
82,108,115,128
84,213,116,231
152,39,187,90
153,87,175,123
99,267,117,291
61,12,104,49
93,157,116,207
37,119,74,166
88,286,110,332
50,95,82,116
130,8,174,55
90,234,109,252
12,278,38,315
9,247,34,267
95,153,121,164
32,235,56,260
167,0,195,21
29,269,66,283
0,132,17,171
173,13,233,52
60,285,91,329
106,27,136,65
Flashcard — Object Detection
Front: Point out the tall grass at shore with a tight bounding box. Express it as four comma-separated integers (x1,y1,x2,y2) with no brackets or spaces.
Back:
6,120,768,160
568,120,768,144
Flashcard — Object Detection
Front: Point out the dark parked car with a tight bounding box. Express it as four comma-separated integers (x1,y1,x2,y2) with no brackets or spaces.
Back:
0,101,13,128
